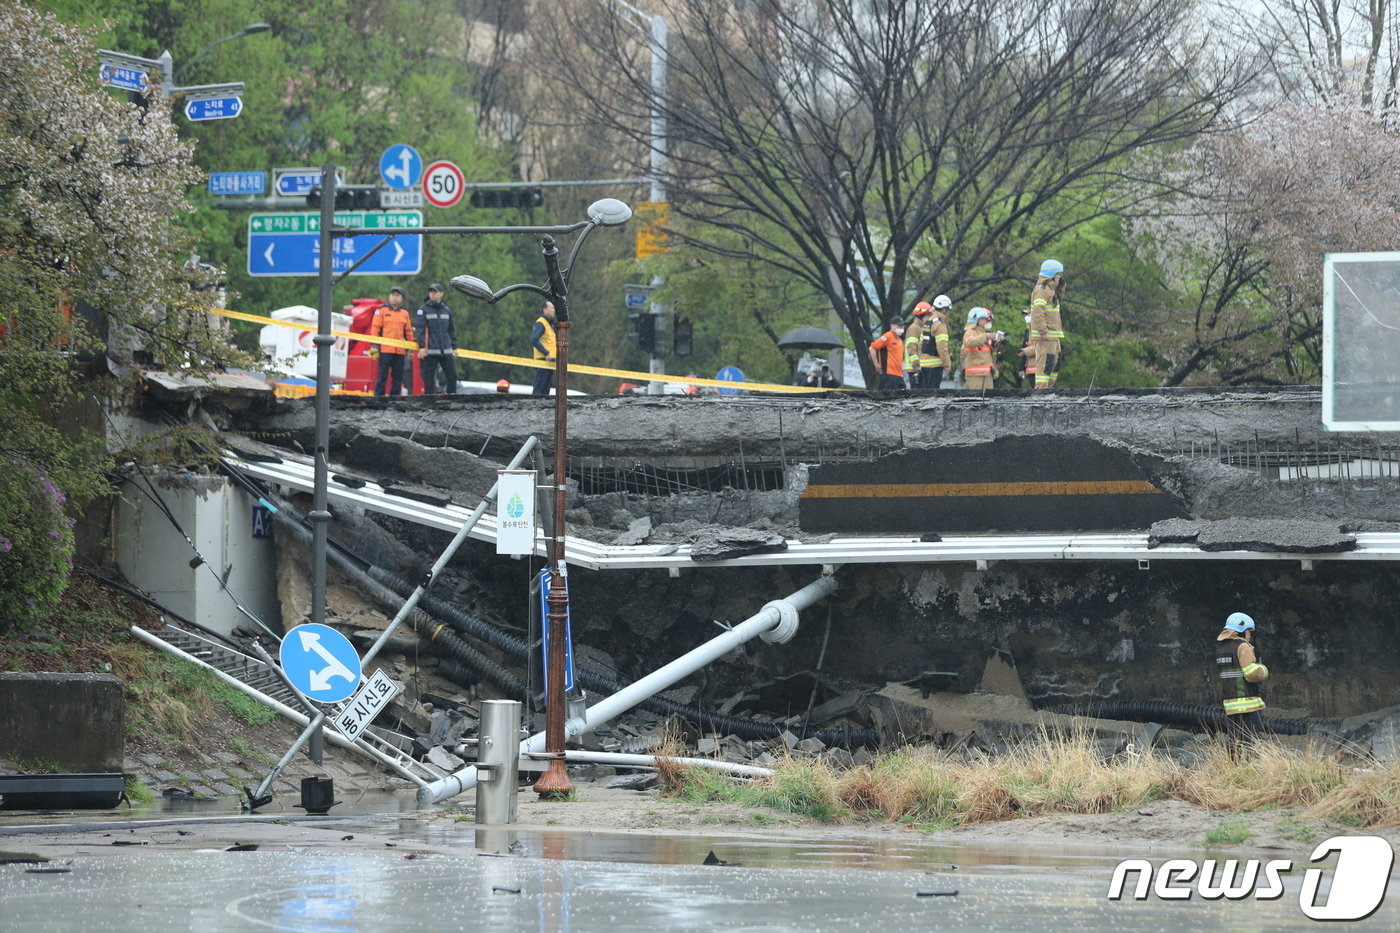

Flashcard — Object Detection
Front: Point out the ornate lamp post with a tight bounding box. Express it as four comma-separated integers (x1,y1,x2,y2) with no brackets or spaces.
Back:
451,197,632,797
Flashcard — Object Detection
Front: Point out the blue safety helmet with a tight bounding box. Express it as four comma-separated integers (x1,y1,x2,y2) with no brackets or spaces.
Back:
1039,258,1064,278
1224,611,1255,633
967,307,992,324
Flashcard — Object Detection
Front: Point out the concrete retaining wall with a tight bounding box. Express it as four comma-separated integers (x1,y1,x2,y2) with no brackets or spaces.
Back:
0,673,125,771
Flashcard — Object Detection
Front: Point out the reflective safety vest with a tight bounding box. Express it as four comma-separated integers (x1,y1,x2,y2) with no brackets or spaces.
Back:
1030,281,1065,341
903,334,921,372
921,316,951,366
1215,637,1266,715
532,315,557,360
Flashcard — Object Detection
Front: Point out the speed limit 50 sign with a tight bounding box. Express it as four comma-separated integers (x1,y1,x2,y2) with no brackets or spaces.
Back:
422,159,464,208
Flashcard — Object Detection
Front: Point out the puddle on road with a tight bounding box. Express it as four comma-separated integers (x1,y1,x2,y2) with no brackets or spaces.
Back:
3,846,1390,932
4,795,1397,931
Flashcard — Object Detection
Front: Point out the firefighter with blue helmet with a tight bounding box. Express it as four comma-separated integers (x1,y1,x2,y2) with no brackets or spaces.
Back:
1030,258,1066,389
1215,611,1270,755
961,307,1002,390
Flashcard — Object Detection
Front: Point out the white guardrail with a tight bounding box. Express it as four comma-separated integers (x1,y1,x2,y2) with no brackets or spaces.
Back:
226,454,1400,569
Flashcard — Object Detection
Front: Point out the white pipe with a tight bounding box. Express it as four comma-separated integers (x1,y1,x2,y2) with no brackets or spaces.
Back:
419,570,838,804
558,750,772,780
130,625,429,788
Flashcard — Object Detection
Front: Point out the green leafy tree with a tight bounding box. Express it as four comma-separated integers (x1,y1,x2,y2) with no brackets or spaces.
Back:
44,0,538,363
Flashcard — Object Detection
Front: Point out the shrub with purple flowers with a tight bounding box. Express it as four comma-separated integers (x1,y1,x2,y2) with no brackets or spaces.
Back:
0,460,77,632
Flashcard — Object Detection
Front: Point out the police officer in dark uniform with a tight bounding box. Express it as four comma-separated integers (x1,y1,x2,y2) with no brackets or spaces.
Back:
414,283,458,394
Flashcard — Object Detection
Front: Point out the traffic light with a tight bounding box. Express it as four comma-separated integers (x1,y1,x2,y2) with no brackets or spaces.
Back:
628,312,656,353
306,185,381,210
673,317,693,357
469,187,544,209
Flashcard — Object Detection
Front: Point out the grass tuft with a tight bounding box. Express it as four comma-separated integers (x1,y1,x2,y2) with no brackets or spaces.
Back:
662,729,1400,832
1205,820,1255,846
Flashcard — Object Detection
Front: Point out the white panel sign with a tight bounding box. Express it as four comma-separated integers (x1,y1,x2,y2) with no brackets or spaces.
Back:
1323,251,1400,431
496,470,537,555
333,668,399,743
380,189,424,208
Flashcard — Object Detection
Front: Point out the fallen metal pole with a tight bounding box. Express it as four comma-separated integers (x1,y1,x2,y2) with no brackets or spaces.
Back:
554,750,773,780
419,569,838,805
247,435,541,804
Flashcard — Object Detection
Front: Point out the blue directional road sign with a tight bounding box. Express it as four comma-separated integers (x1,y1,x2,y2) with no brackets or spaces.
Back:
379,144,422,190
715,366,746,396
208,171,266,196
247,211,423,277
274,168,344,198
184,95,243,122
99,63,149,92
280,623,362,703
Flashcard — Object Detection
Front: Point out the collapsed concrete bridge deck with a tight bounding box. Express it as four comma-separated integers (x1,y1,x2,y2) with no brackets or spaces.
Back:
151,384,1400,723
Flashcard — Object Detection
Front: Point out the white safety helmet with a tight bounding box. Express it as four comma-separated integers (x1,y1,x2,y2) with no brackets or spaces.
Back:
1224,611,1255,633
932,294,952,310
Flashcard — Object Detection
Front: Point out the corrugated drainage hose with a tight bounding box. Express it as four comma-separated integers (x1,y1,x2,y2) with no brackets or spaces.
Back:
1045,699,1319,736
266,506,527,698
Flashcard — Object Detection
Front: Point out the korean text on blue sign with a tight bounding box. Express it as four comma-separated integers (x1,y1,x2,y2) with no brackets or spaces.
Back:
208,171,267,197
185,96,243,122
99,64,148,92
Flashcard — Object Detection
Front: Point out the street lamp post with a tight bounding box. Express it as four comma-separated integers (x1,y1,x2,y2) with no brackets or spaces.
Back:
596,0,670,393
450,198,633,798
174,23,272,85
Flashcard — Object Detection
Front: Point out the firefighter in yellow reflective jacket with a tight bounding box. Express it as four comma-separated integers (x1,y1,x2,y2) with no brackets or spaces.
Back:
915,295,955,390
1215,611,1270,755
902,311,926,390
1030,258,1066,389
961,307,1003,390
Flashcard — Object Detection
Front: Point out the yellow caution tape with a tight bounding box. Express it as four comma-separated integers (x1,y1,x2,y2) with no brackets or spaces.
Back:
210,306,837,394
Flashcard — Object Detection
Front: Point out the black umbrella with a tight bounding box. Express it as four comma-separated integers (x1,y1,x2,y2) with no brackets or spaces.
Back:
775,326,844,351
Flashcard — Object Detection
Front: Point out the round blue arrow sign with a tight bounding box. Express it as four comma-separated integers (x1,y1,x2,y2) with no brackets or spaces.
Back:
280,623,363,703
715,366,746,396
379,144,423,190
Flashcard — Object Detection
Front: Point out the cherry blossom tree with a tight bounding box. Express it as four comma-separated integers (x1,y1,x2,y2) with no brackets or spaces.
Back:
0,4,218,627
1127,102,1400,385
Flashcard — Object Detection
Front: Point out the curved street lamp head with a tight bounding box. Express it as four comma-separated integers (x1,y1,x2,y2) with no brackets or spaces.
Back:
450,274,496,303
587,198,633,226
176,23,274,83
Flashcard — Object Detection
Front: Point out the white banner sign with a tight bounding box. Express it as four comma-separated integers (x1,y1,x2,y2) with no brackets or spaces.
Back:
333,668,399,743
496,470,538,555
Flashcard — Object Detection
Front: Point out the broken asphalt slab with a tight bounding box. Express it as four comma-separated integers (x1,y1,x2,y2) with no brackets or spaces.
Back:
1148,518,1357,553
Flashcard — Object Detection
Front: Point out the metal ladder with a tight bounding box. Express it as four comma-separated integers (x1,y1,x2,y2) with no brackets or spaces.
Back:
138,621,447,785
